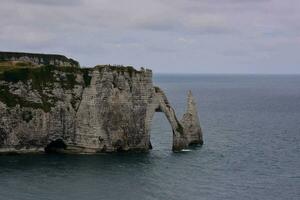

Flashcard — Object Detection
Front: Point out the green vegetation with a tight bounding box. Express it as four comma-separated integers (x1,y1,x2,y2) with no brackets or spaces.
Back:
15,61,34,67
0,52,91,112
22,111,33,123
0,65,81,89
0,61,143,112
96,65,141,77
0,65,84,112
82,68,92,87
64,73,77,89
0,51,79,67
0,61,37,73
0,85,53,112
154,86,161,93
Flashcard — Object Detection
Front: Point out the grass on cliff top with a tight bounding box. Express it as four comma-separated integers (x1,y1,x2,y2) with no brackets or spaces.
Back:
0,62,93,87
0,61,38,73
0,65,82,89
96,65,144,76
0,64,144,89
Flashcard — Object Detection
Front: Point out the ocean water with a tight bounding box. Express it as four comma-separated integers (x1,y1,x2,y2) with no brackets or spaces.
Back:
0,74,299,200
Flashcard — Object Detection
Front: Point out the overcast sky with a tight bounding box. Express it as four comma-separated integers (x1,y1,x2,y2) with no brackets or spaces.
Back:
1,0,299,74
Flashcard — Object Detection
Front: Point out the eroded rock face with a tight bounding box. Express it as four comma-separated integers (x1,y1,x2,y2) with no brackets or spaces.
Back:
0,59,203,154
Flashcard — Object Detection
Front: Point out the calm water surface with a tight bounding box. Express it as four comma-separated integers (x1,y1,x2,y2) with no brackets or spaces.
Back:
0,74,299,200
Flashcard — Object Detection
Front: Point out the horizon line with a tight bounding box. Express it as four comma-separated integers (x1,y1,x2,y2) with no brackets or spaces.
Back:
153,72,300,76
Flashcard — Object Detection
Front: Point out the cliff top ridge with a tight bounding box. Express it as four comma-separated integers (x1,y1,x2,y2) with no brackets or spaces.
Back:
0,51,80,68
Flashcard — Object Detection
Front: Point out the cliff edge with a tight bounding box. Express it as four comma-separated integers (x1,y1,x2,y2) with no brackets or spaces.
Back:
0,52,203,154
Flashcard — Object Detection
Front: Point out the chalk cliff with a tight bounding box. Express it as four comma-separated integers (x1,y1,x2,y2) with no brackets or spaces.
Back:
0,52,203,154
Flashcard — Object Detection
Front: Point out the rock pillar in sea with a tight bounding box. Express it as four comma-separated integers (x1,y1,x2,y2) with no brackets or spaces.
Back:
181,91,204,146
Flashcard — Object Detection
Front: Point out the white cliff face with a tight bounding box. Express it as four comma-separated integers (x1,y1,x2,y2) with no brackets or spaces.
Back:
0,64,203,154
73,66,154,152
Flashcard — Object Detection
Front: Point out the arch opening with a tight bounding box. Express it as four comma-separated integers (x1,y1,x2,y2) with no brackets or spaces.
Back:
149,112,173,151
44,139,67,154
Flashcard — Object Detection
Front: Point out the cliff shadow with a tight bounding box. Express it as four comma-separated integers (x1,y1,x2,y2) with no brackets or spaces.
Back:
44,139,67,154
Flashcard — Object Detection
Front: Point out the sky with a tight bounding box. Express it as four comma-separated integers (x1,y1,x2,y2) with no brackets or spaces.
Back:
1,0,299,74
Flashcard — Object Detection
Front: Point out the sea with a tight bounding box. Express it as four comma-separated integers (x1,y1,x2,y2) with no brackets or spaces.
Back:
0,74,299,200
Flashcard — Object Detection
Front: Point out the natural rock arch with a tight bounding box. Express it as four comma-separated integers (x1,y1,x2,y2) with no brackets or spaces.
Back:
145,88,203,151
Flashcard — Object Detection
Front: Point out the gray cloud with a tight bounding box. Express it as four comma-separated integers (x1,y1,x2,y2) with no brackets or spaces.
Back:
1,0,300,74
12,0,82,6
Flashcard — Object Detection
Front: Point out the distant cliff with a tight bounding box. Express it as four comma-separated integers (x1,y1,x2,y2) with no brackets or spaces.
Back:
0,52,203,154
0,51,79,68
